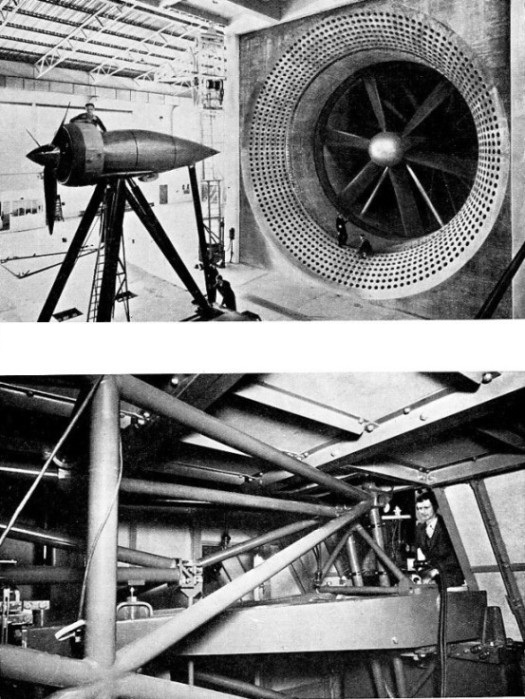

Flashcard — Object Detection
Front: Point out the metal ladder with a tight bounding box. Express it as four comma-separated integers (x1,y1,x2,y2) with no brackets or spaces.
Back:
87,227,131,322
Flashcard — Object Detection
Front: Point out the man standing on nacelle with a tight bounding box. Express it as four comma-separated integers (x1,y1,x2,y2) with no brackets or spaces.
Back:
70,102,107,132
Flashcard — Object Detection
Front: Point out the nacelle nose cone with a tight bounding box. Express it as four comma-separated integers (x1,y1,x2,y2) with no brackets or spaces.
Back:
175,139,219,168
27,144,61,169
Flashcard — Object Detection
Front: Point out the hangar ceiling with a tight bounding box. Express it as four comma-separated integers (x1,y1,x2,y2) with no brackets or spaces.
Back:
0,0,298,88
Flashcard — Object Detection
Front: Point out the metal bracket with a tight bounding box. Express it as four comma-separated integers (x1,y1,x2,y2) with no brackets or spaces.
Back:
178,560,203,600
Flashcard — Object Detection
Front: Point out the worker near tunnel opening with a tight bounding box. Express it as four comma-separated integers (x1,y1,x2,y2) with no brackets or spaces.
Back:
216,275,237,311
415,490,464,587
70,102,107,132
336,214,348,247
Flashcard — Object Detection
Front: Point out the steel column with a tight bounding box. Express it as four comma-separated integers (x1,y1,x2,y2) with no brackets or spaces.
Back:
370,657,388,699
369,506,389,587
116,375,369,502
471,480,525,639
120,478,339,518
97,180,125,322
188,164,213,300
346,533,364,585
476,235,525,318
198,519,317,567
38,183,107,322
195,670,291,699
393,656,407,698
115,501,372,673
85,376,120,668
124,178,211,313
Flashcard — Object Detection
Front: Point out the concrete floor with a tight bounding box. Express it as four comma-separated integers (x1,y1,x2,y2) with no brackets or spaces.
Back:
0,200,411,322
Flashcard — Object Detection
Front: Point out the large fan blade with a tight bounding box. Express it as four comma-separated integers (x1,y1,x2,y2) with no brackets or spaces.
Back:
339,161,381,206
388,165,424,238
44,166,57,235
404,149,477,183
402,81,454,137
406,163,444,227
363,76,387,132
325,127,370,152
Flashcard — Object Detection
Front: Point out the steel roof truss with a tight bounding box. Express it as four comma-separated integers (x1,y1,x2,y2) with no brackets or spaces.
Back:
90,18,199,82
0,0,29,30
35,0,138,78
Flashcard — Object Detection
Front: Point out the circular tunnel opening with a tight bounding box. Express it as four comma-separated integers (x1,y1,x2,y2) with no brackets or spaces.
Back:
315,61,478,244
243,7,509,299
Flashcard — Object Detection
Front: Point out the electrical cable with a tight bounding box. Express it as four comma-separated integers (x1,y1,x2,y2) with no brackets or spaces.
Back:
0,378,102,551
77,440,123,621
436,563,449,697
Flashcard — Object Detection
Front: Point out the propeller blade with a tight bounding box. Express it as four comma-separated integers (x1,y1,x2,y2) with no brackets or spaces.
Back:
388,165,424,238
339,161,382,206
44,166,58,235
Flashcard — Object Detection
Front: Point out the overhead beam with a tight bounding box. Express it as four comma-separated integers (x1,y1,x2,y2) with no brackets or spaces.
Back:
178,0,281,21
233,380,364,436
28,590,486,657
296,373,525,472
116,375,371,502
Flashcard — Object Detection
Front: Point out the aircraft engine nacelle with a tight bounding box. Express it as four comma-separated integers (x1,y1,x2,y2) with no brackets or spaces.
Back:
50,123,217,187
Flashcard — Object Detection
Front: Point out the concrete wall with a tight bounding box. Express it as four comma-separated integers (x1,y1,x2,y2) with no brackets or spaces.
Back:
237,0,512,319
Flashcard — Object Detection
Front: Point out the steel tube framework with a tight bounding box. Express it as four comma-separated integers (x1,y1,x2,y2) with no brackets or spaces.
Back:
115,502,373,673
115,672,239,698
195,670,292,699
85,376,120,669
355,525,409,584
0,645,97,687
198,519,318,567
1,566,180,585
120,477,339,517
115,375,369,502
471,480,525,639
0,522,179,569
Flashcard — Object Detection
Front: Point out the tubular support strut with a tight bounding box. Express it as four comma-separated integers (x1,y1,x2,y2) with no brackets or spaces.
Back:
0,521,179,569
120,478,339,518
471,480,525,639
85,376,120,668
116,375,370,502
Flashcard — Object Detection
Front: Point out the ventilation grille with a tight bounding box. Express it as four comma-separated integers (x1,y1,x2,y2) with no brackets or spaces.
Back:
245,8,509,299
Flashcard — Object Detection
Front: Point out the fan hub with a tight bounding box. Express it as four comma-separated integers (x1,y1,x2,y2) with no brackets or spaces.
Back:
368,132,404,167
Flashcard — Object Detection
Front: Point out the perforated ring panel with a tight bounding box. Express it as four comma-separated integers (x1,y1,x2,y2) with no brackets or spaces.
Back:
244,8,509,299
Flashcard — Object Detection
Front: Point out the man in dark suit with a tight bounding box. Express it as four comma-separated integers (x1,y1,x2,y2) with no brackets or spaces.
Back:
415,491,464,587
70,103,107,132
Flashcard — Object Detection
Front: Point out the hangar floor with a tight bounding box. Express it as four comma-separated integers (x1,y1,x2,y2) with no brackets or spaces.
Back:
0,202,416,322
